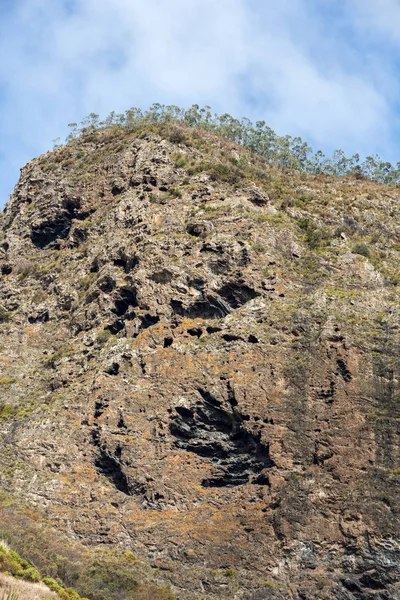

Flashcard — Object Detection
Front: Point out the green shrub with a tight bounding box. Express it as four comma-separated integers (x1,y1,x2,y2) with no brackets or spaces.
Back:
167,126,187,144
8,551,29,570
169,187,182,198
17,566,41,582
0,308,11,323
175,157,186,168
43,578,87,600
78,273,96,291
208,163,242,183
43,577,63,593
298,217,326,250
251,241,266,253
0,404,14,421
0,552,21,575
352,243,370,257
95,330,112,345
0,378,16,386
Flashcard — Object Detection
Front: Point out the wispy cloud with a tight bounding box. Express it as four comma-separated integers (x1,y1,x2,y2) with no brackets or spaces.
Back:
0,0,398,206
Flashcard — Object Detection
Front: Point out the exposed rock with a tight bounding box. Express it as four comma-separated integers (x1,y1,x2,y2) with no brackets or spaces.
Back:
0,124,399,599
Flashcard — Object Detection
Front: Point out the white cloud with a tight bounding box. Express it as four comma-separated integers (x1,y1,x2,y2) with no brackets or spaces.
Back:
0,0,397,205
350,0,400,41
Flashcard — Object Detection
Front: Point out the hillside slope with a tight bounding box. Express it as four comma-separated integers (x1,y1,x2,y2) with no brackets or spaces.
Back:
0,122,399,599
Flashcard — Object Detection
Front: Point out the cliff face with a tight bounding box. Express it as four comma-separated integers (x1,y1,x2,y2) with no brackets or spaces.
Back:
0,124,399,600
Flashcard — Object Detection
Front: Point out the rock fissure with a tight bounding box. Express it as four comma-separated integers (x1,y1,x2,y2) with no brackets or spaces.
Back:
91,430,131,495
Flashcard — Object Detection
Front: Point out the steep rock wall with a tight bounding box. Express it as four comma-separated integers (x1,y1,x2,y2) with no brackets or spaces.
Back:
0,126,399,599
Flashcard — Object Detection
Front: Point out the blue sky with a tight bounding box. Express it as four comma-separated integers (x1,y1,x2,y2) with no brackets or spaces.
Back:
1,0,400,207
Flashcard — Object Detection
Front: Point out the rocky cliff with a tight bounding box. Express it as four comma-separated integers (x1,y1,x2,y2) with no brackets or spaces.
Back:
0,122,399,599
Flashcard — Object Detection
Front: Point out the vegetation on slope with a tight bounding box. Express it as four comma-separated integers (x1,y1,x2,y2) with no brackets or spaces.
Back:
55,103,400,183
0,497,175,600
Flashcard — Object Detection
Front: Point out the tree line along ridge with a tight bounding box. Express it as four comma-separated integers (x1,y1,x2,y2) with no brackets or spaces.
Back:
54,103,400,185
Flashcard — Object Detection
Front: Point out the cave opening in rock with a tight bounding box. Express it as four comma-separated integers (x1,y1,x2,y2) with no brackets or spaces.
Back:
31,214,73,249
112,286,138,316
217,282,259,309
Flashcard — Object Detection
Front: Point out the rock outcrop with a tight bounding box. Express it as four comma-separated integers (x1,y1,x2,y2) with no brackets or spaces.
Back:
0,123,399,599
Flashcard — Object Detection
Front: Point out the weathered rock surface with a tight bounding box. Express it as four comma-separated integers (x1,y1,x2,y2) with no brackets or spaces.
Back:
0,125,399,599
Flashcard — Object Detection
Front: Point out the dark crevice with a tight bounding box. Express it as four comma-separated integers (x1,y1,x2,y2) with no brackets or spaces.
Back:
139,314,160,330
113,258,127,269
94,400,109,419
226,381,238,407
73,209,95,221
90,259,100,273
175,406,193,419
197,387,222,407
189,279,206,293
337,358,352,382
31,198,83,250
171,296,230,319
341,579,361,593
117,415,127,429
138,355,146,374
62,197,81,214
207,326,222,334
187,327,203,338
31,214,73,249
222,333,243,342
104,362,120,376
95,450,130,494
200,243,224,254
113,255,139,273
359,573,387,591
170,389,274,487
105,319,125,335
91,430,131,495
187,223,208,237
28,310,49,323
112,286,138,316
131,315,160,339
164,337,173,348
316,380,335,402
253,473,270,486
1,264,12,275
90,428,164,507
217,282,259,309
111,182,125,196
97,275,116,292
238,247,251,267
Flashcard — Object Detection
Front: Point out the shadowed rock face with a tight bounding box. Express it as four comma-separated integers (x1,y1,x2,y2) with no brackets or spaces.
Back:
170,388,275,487
0,125,399,599
31,213,73,249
